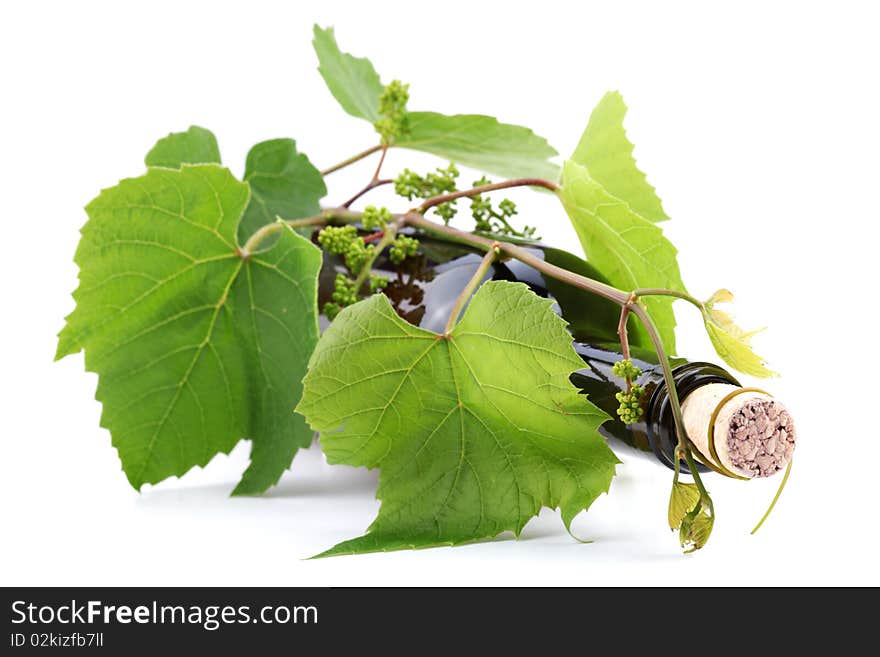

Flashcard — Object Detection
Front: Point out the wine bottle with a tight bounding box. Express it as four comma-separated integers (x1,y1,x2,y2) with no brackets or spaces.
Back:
315,228,796,479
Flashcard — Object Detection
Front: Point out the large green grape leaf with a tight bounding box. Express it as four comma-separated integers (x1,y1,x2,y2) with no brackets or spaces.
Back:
311,26,559,182
297,281,617,557
238,138,327,241
312,25,384,122
558,160,684,353
571,92,669,223
143,128,326,243
397,112,560,181
56,164,322,495
145,126,221,168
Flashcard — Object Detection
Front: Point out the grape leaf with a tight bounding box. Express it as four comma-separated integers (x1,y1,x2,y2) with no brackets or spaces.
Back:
680,505,714,553
702,289,776,377
668,481,701,530
311,26,559,181
143,128,326,243
558,160,685,353
297,281,618,557
238,138,327,241
56,164,322,495
145,126,221,168
571,92,669,223
397,111,560,182
312,25,384,122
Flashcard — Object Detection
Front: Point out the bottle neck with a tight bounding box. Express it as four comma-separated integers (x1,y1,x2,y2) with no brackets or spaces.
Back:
569,342,741,473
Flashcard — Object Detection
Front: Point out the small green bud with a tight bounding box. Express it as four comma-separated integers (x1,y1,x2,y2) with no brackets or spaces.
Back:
323,302,342,321
363,205,392,230
331,273,359,307
433,202,457,224
612,359,643,381
615,384,645,424
369,274,389,293
375,79,410,144
342,240,374,275
317,225,358,255
389,235,420,265
498,199,517,217
394,169,424,200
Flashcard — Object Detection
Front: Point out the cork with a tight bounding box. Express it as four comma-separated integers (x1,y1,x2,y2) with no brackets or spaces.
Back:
681,383,796,478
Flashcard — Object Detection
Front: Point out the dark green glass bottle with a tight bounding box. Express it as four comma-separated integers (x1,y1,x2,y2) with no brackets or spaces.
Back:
316,228,741,473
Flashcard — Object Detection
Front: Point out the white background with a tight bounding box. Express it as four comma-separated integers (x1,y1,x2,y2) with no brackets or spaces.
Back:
2,0,878,586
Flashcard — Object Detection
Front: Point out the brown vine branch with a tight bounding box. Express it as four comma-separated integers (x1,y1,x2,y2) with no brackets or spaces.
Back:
321,144,384,176
342,178,392,208
401,211,628,305
372,145,388,180
417,178,560,213
617,301,633,391
632,288,704,310
617,302,632,362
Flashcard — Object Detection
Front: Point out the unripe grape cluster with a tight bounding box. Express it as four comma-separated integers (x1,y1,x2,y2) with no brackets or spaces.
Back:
369,273,389,293
318,225,375,275
615,385,645,424
612,358,642,380
394,164,459,223
316,208,420,321
612,359,644,423
374,80,410,144
362,205,392,230
389,235,419,264
323,273,360,320
395,164,459,200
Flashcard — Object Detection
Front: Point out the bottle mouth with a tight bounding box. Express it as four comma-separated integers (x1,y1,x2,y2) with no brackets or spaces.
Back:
683,385,796,479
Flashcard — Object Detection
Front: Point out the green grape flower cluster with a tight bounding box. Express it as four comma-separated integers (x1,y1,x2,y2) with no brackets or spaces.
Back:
369,274,389,293
317,225,357,253
331,273,358,306
389,235,419,264
394,164,459,199
324,273,360,320
612,359,643,380
362,205,392,230
374,80,410,144
615,385,645,425
469,177,537,238
394,164,459,223
318,225,375,275
316,218,416,321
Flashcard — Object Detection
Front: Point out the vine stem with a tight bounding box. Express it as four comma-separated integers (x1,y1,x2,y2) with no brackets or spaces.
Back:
444,243,500,334
628,302,711,506
321,144,384,176
402,211,628,304
633,288,704,310
341,145,392,208
342,178,392,208
617,302,634,391
751,460,792,534
352,221,400,291
417,178,559,213
372,145,388,180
